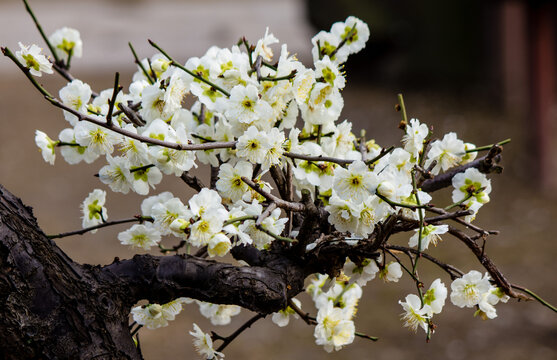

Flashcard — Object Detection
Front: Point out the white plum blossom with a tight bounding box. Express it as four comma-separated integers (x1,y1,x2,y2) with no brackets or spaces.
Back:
452,168,491,209
379,261,403,283
118,124,150,166
81,189,107,231
423,279,447,315
150,197,192,235
399,294,430,333
198,302,241,326
343,258,380,286
131,298,187,329
254,27,279,62
314,300,355,352
425,132,465,174
190,323,224,360
325,194,360,234
300,82,344,126
15,42,53,77
58,128,96,164
333,160,377,203
74,120,120,158
331,16,370,56
35,130,57,165
402,118,428,159
141,192,174,218
216,161,252,202
49,27,82,59
118,224,161,250
128,164,163,195
236,126,270,164
315,56,345,89
272,298,301,327
450,270,492,308
59,79,92,125
207,233,232,257
225,84,273,125
98,156,132,194
408,224,449,251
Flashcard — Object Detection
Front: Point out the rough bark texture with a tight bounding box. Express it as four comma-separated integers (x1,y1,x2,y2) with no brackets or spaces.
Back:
0,185,140,359
0,185,313,358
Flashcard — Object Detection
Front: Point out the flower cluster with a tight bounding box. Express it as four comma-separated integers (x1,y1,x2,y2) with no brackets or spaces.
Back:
16,10,514,358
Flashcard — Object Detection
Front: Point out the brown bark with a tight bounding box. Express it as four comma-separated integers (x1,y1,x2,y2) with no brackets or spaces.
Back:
0,185,139,359
0,185,311,358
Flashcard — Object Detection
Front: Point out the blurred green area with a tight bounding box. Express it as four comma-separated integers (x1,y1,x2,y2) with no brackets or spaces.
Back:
0,0,556,359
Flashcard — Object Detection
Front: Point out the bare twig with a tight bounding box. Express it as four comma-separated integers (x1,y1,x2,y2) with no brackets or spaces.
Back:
45,96,237,151
48,216,153,239
215,313,265,352
180,171,206,192
241,177,305,212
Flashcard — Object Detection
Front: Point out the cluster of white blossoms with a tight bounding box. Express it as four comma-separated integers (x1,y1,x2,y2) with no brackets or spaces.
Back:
21,12,509,358
450,270,509,319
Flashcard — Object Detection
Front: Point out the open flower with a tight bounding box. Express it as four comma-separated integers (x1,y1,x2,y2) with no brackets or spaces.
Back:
49,27,82,59
408,224,448,251
399,294,430,333
81,189,107,231
118,224,161,250
333,160,377,203
450,270,491,308
15,42,53,77
131,298,187,329
190,323,225,360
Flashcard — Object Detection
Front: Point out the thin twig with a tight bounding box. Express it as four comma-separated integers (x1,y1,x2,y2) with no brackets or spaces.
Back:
48,216,153,239
128,42,154,84
386,245,464,279
106,72,122,127
241,177,305,212
215,313,265,352
510,284,557,313
45,96,237,151
148,39,230,97
23,0,61,64
284,152,352,165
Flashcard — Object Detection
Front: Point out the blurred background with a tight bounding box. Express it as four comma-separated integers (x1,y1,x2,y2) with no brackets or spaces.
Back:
1,0,556,359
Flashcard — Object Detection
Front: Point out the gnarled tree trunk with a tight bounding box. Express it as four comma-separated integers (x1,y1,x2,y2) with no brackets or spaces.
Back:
0,185,140,359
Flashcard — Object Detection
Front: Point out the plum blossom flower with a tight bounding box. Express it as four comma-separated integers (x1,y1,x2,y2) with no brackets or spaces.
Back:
35,130,57,165
59,79,92,125
399,294,430,333
408,224,448,251
402,118,428,159
49,27,82,59
131,298,187,329
15,42,53,77
190,323,224,360
450,270,491,308
379,261,403,283
333,160,377,203
81,189,107,231
216,161,252,202
198,302,241,326
422,279,447,315
425,132,465,174
272,298,302,327
314,300,355,352
331,16,370,56
118,224,161,250
225,84,273,125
